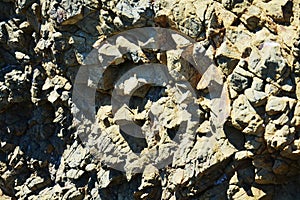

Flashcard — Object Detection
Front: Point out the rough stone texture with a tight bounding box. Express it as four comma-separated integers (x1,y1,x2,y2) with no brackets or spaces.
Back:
1,0,300,199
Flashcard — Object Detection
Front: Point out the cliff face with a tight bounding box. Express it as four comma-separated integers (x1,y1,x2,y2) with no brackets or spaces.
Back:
1,0,300,199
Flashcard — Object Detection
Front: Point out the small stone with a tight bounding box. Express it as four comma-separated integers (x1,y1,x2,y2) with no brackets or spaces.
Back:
266,96,295,115
265,123,294,150
231,95,264,135
292,101,300,126
229,72,250,92
244,88,268,107
216,40,241,75
85,164,96,172
234,150,254,161
48,90,60,103
15,51,29,60
66,169,84,179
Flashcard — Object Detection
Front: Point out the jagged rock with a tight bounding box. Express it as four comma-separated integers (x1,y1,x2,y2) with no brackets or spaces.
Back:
240,5,262,31
266,96,295,115
65,143,88,168
265,122,294,150
229,70,250,92
231,95,264,135
228,172,267,199
291,101,300,126
254,0,292,23
216,40,241,75
66,169,85,179
245,88,268,107
1,0,300,199
248,42,288,83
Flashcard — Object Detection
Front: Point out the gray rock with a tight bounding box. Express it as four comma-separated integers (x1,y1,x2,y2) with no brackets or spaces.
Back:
229,71,250,92
244,88,268,107
248,43,288,83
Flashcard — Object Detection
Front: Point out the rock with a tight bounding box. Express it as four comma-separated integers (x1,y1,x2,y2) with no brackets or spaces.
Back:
66,169,84,179
225,25,253,55
272,159,289,175
1,0,300,199
248,43,288,83
216,40,241,75
4,69,30,103
265,122,294,150
296,82,300,100
228,172,267,199
234,150,254,161
280,139,300,159
65,144,88,168
254,0,292,23
229,71,250,92
47,90,60,103
231,95,264,135
0,83,9,111
240,5,262,31
214,2,237,28
291,101,300,126
85,163,96,171
266,96,295,115
251,77,264,91
97,168,124,188
27,176,51,191
49,2,83,25
244,88,268,107
138,165,160,190
171,168,188,185
15,51,30,60
62,186,84,200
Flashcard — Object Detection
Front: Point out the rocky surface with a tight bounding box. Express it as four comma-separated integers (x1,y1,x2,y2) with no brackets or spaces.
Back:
1,0,300,199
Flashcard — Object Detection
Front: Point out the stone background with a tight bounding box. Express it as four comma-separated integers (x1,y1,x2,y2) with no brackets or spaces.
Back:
1,0,300,199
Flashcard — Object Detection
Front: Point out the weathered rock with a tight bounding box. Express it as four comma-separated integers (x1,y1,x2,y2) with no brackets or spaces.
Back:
231,95,264,135
216,40,241,75
248,42,288,83
245,88,268,107
66,169,85,179
291,101,300,126
1,0,300,199
240,5,262,31
265,115,295,151
266,96,295,115
229,71,250,92
254,0,292,23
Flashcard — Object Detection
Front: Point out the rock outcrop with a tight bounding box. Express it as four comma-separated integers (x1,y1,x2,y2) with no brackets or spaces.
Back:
1,0,300,199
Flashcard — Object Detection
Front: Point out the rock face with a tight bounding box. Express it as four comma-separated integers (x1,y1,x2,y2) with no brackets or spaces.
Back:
1,0,300,199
